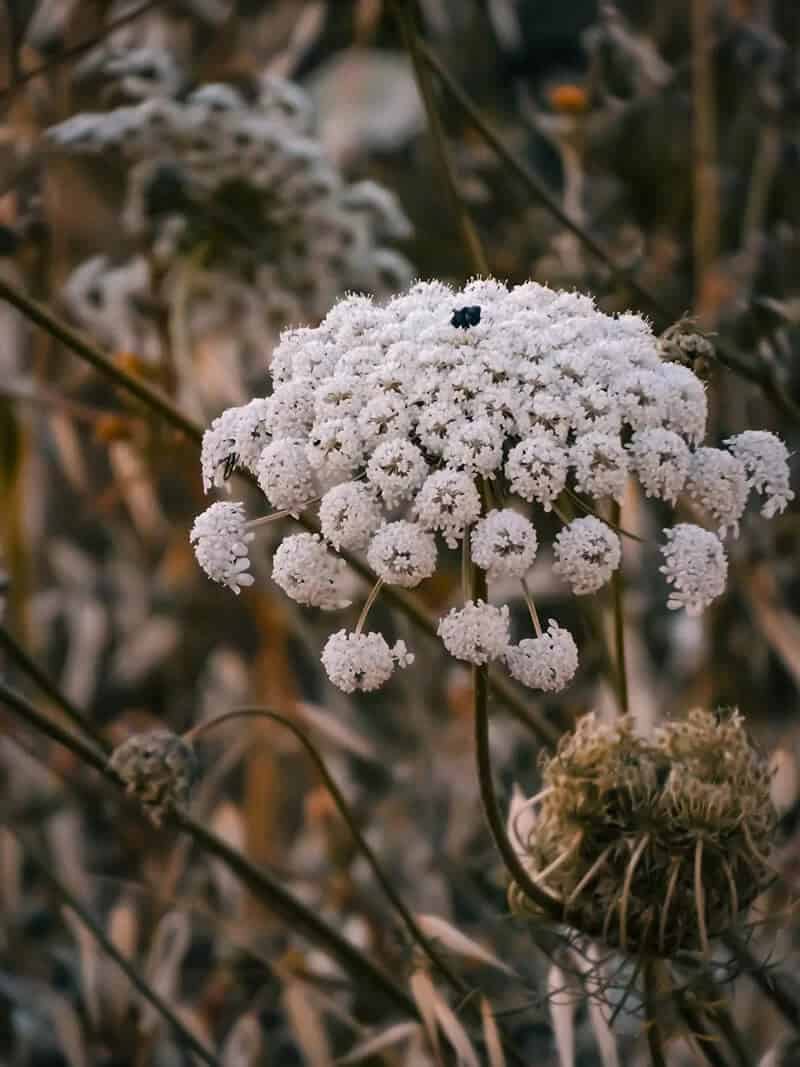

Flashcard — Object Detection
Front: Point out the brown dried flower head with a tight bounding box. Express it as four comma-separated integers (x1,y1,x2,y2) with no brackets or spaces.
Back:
108,729,197,825
510,710,776,957
658,317,715,380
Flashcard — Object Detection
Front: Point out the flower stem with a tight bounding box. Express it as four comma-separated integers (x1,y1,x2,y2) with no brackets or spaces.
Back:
610,500,630,715
470,565,563,920
355,578,384,634
671,984,729,1067
392,0,488,276
186,706,467,995
520,577,543,637
644,960,668,1067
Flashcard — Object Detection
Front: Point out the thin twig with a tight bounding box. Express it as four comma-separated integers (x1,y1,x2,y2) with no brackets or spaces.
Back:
671,985,730,1067
723,932,800,1032
0,276,202,444
0,623,107,750
392,0,488,275
0,0,167,100
15,838,221,1067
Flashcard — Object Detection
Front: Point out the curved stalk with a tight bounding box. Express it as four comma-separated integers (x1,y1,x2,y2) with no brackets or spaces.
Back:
644,960,668,1067
186,707,468,996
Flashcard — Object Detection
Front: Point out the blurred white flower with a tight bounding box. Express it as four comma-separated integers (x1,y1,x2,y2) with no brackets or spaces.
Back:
686,447,749,537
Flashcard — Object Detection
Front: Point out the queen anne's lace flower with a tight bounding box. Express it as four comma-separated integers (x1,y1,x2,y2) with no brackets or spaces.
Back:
319,482,382,551
627,428,690,503
660,524,727,615
272,533,350,609
321,630,414,692
471,510,538,580
437,601,510,665
571,432,629,501
553,516,621,595
505,621,578,691
685,447,749,537
256,438,315,511
366,439,428,507
725,430,795,518
190,501,254,593
414,470,482,548
505,431,569,510
192,278,791,692
366,521,437,588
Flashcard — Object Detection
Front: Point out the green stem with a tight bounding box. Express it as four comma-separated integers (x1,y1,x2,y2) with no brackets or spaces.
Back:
186,707,468,996
16,839,221,1067
610,501,629,716
392,0,489,276
0,623,108,750
470,565,563,921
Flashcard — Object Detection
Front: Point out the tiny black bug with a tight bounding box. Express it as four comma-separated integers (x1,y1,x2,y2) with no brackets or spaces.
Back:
451,305,481,329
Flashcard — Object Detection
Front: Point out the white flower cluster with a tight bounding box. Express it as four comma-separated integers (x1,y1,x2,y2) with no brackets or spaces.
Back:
47,52,413,338
190,279,794,693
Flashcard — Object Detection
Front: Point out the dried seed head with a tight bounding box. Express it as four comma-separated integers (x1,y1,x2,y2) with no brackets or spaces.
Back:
510,710,776,957
109,730,197,826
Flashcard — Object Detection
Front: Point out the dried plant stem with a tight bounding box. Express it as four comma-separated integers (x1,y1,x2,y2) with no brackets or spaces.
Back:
619,835,649,952
694,838,711,958
0,678,110,773
705,1000,751,1067
565,845,611,909
18,837,221,1067
644,960,668,1067
722,932,800,1032
392,0,488,276
532,832,582,887
0,623,107,750
671,985,730,1067
721,857,739,923
659,858,682,955
186,706,467,995
690,0,719,304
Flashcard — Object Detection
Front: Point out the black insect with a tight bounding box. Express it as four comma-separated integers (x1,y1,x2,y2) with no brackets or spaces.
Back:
451,305,481,329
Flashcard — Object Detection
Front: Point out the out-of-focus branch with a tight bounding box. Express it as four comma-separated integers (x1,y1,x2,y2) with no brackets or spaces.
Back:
0,0,166,100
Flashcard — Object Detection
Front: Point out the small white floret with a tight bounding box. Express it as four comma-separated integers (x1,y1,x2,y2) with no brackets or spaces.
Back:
319,482,383,550
553,516,621,595
437,600,510,665
414,469,482,548
505,431,568,511
725,430,795,518
505,621,578,691
321,630,414,692
190,501,254,594
272,533,350,609
660,523,727,615
366,521,437,588
256,438,316,511
685,447,749,537
471,509,538,580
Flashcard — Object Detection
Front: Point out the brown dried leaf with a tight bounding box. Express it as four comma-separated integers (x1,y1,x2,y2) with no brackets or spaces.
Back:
283,980,334,1067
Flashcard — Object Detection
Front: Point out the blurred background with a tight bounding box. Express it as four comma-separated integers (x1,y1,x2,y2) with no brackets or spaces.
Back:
1,2,800,1065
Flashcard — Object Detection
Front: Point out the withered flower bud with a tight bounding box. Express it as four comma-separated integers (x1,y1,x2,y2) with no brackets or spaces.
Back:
109,729,197,826
659,318,715,380
510,710,776,957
